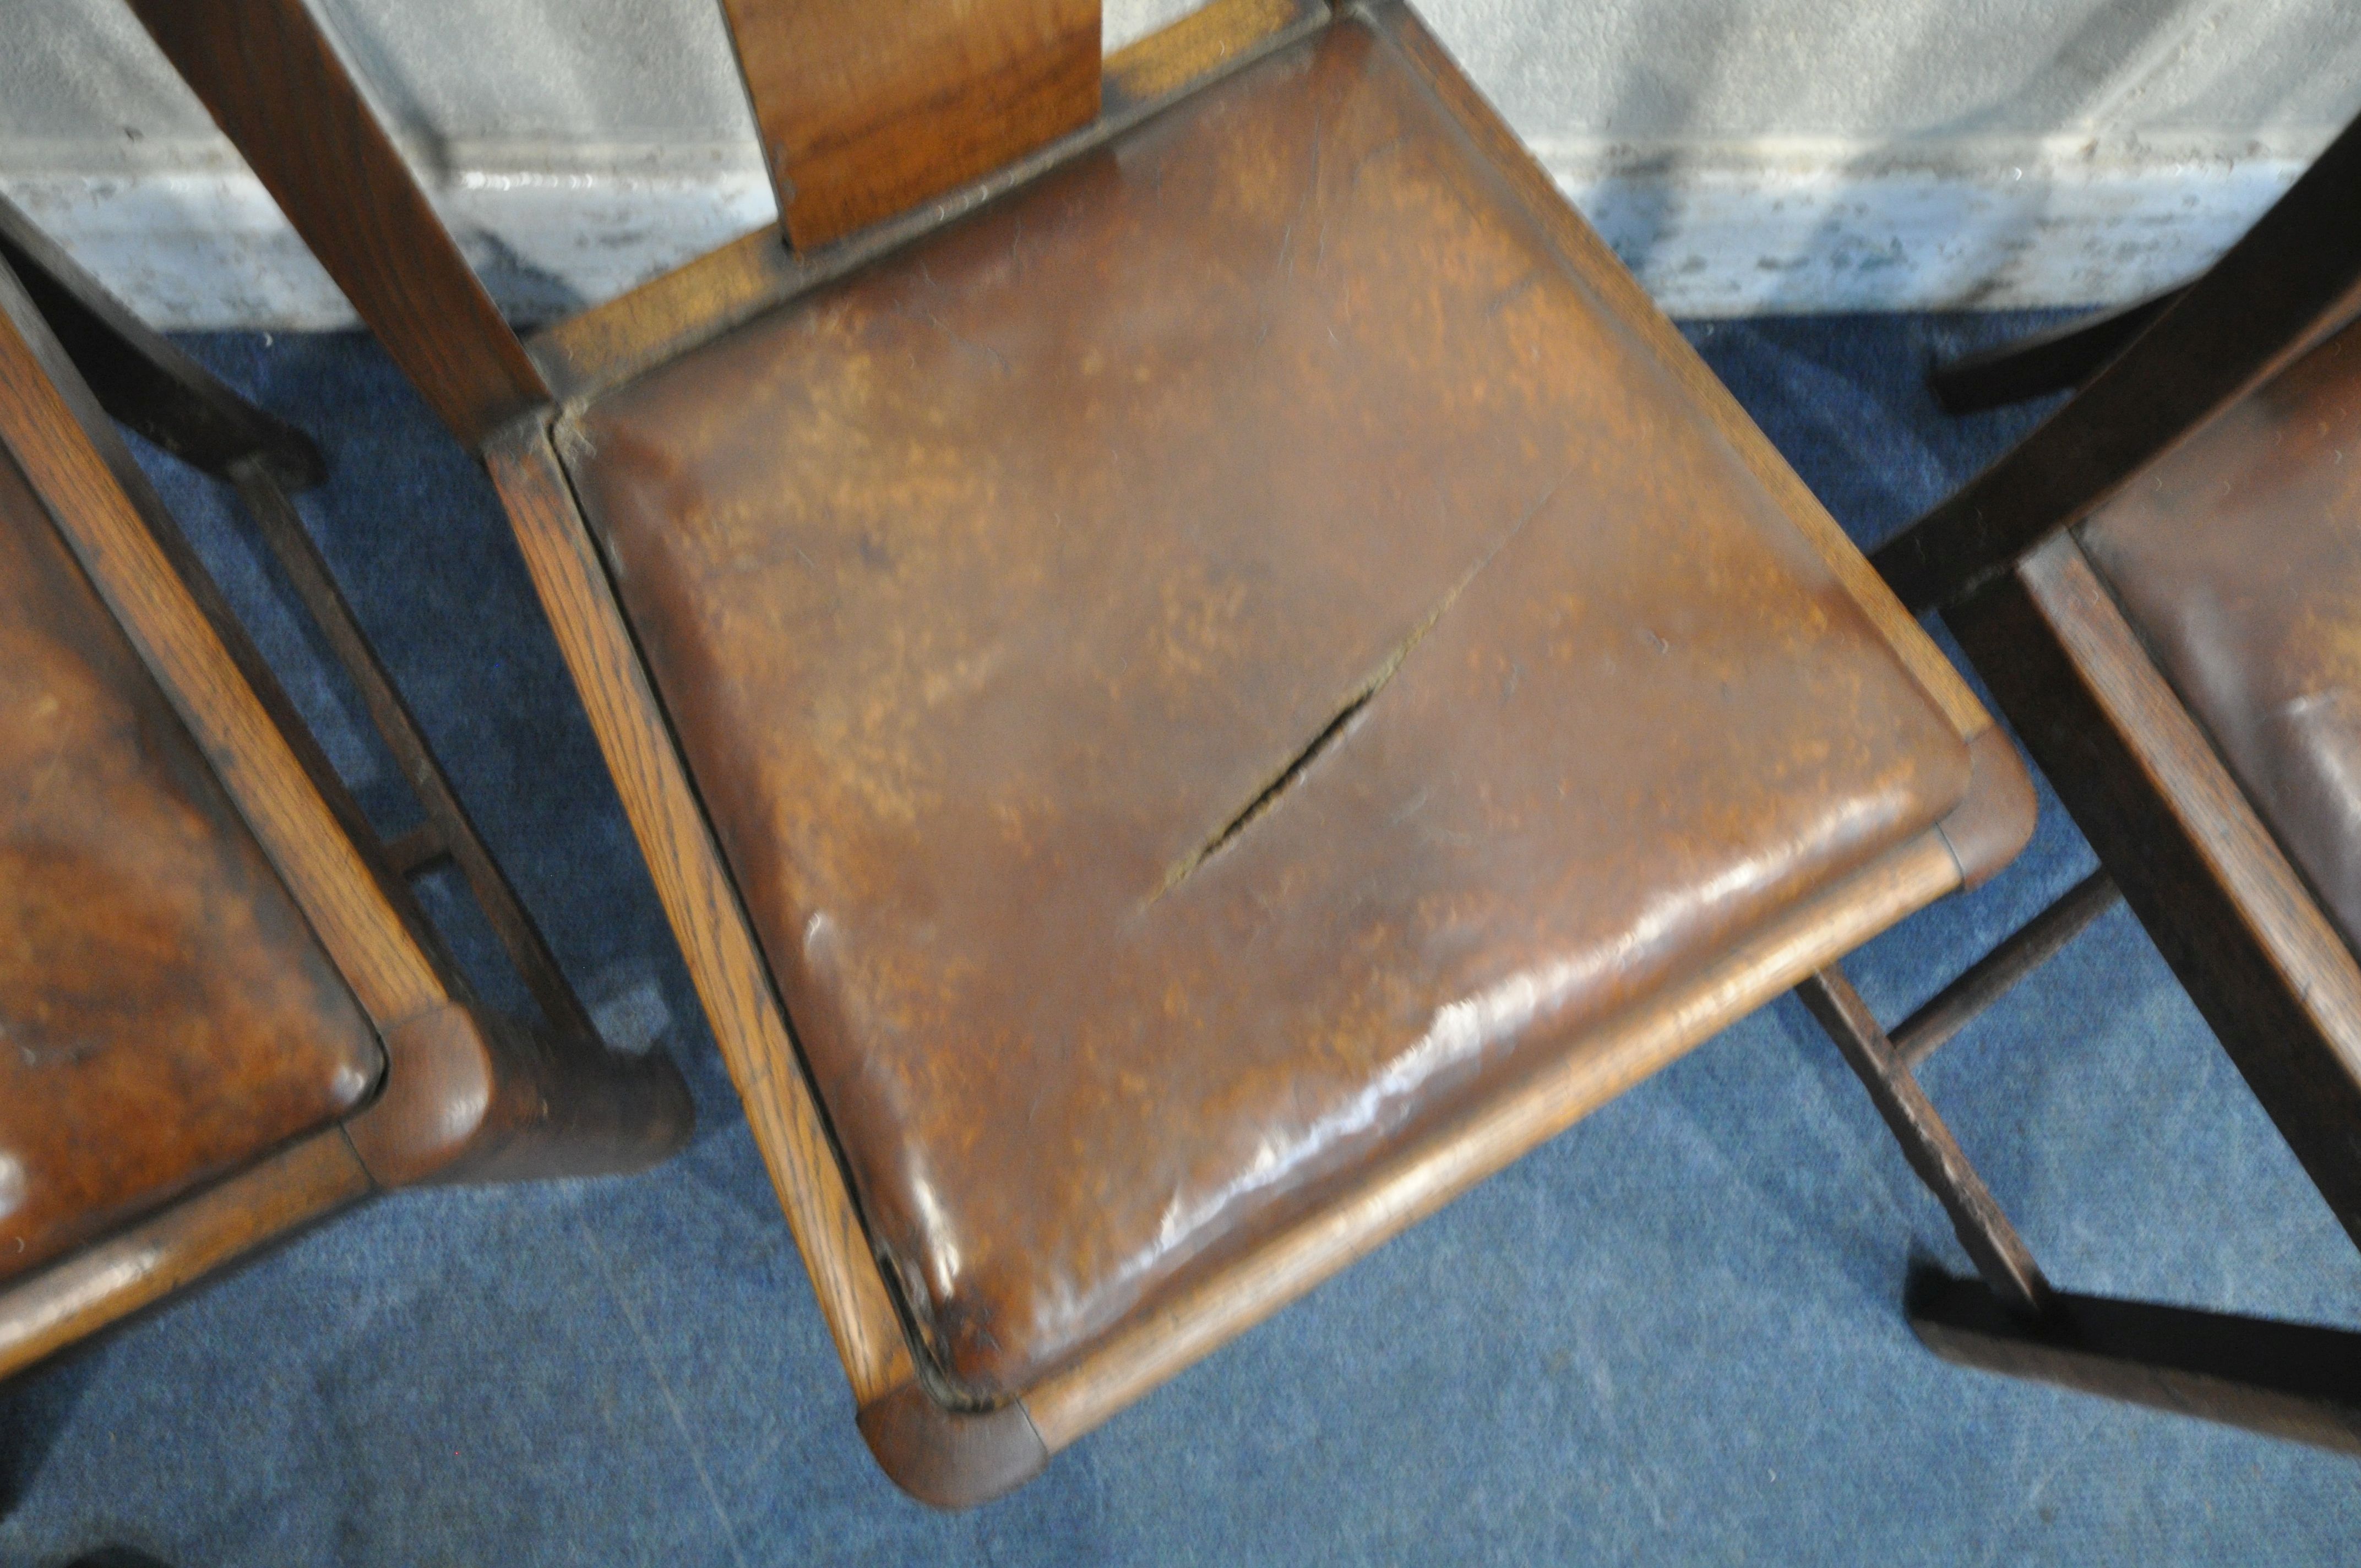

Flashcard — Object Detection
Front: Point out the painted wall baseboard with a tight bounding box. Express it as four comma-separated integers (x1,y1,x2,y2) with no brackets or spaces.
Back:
0,140,2300,329
1565,147,2298,317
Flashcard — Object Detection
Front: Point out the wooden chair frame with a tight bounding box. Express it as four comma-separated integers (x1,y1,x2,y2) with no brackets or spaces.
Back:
0,200,693,1383
121,0,2045,1503
1802,113,2361,1452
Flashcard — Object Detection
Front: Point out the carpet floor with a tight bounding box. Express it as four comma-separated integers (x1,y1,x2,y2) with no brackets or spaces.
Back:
3,311,2357,1565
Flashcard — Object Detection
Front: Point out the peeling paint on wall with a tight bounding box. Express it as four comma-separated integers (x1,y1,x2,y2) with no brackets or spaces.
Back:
0,138,2305,328
4,0,2353,325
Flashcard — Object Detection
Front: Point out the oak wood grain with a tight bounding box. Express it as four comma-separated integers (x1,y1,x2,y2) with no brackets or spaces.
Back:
0,215,691,1378
126,0,548,450
566,4,2014,1403
0,264,445,1030
0,1129,372,1380
0,393,382,1286
513,0,2006,1452
2019,538,2361,1052
1952,536,2361,1238
721,0,1102,249
1101,0,1309,105
485,418,909,1403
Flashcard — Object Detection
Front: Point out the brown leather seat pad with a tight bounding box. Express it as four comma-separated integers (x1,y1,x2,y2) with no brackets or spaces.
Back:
564,17,1972,1398
0,442,380,1281
2080,319,2361,957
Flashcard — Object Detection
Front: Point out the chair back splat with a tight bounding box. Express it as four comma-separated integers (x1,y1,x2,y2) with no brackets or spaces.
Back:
722,0,1104,249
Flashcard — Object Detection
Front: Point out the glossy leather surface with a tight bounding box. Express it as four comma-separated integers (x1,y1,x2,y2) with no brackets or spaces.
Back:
565,17,1973,1398
2081,319,2361,957
0,440,379,1281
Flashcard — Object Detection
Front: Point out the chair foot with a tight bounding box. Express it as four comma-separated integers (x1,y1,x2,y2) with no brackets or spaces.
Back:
1928,287,2186,415
346,1002,694,1186
1909,1267,2361,1455
857,1380,1049,1510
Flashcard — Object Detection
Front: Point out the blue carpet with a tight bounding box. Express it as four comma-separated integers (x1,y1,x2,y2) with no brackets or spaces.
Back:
4,312,2358,1565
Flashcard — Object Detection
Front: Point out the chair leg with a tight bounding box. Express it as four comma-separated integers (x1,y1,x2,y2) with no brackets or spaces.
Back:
228,460,599,1046
1803,945,2361,1458
1797,965,2053,1316
79,375,695,1186
124,455,695,1185
1927,287,2185,416
221,457,697,1182
0,198,323,488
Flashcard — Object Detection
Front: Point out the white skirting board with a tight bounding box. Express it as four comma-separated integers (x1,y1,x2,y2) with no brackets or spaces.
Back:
0,139,2304,330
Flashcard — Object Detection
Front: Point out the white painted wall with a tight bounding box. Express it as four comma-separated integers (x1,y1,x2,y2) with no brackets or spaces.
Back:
4,0,2358,325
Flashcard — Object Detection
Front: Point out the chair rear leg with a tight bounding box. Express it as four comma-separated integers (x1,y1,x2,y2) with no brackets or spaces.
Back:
1928,287,2185,415
0,198,323,487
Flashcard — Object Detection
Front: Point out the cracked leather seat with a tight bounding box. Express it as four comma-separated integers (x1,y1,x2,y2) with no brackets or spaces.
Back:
129,0,2039,1498
556,17,2030,1402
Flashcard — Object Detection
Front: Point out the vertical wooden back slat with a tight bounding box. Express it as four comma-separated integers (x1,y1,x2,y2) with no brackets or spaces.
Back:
720,0,1103,251
127,0,549,450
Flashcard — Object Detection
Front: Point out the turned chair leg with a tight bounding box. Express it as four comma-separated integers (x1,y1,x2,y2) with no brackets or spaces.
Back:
1800,879,2361,1456
1928,286,2187,415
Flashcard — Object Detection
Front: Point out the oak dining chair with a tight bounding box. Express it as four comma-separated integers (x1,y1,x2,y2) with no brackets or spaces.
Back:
125,0,2039,1504
0,198,693,1381
1797,110,2361,1453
